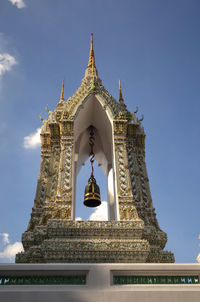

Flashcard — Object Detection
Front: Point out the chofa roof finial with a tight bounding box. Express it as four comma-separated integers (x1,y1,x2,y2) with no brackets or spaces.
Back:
119,78,123,100
119,78,125,106
60,78,64,101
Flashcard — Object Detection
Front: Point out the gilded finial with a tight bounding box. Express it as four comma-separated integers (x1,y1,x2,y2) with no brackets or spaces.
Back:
92,56,94,78
45,105,49,113
60,78,64,101
119,78,123,101
88,33,96,68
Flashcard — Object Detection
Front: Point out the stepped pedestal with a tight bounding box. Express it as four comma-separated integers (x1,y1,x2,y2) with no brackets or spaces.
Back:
16,220,152,263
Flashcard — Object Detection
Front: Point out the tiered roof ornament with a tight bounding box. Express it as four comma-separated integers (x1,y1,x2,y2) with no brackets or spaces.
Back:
16,34,174,264
85,33,98,79
88,33,96,68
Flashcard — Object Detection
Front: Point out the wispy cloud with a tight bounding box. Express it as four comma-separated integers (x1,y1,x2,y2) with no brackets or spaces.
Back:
88,201,108,221
0,233,10,244
24,128,41,149
8,0,26,9
0,242,23,259
0,53,17,77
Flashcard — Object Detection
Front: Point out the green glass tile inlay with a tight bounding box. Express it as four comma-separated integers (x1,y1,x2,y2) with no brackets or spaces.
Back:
0,275,86,286
113,275,199,285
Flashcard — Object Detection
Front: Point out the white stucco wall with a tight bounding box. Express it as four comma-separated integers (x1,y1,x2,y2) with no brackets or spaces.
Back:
0,263,200,302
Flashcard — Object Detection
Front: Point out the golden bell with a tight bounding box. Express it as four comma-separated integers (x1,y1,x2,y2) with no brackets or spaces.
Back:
84,175,101,207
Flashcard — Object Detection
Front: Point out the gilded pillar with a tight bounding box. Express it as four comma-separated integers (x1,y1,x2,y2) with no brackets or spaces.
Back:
113,120,141,221
55,120,74,220
27,122,51,231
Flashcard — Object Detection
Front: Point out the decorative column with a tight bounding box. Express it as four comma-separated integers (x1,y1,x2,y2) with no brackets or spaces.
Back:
113,120,141,222
26,121,52,232
107,164,116,220
38,120,61,225
55,119,74,220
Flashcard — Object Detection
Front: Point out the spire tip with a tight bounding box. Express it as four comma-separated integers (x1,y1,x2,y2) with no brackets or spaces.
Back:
60,78,64,101
88,33,96,68
119,78,123,101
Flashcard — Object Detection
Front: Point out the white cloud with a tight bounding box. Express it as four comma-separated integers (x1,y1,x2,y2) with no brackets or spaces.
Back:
8,0,26,9
24,128,41,149
0,53,17,77
88,201,108,221
75,217,82,221
0,242,23,259
0,233,10,244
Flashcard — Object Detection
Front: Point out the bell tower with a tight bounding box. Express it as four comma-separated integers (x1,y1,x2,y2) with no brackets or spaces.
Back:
16,34,174,263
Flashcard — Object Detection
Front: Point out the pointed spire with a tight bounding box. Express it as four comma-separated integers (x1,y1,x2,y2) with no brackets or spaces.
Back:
84,33,99,81
88,33,96,68
118,78,126,108
119,78,123,100
60,78,64,101
92,56,95,78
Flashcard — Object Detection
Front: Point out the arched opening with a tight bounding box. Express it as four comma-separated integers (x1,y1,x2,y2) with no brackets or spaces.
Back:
72,94,118,220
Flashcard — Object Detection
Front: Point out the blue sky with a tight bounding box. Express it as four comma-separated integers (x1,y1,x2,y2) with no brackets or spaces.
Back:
0,0,200,263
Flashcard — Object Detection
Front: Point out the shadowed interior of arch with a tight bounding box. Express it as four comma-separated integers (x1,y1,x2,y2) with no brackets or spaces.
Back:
72,94,117,221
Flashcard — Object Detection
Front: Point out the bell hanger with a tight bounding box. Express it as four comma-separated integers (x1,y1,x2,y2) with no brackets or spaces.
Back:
83,125,101,208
